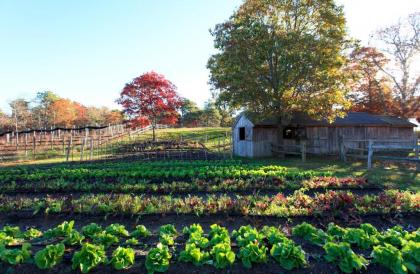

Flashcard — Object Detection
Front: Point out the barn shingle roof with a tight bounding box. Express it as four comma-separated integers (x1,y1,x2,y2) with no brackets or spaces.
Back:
240,112,416,128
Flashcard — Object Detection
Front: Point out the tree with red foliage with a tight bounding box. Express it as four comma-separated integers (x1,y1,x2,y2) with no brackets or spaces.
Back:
117,71,182,141
346,46,398,115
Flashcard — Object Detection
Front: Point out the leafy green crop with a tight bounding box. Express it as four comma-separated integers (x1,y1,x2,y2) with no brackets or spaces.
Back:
179,243,209,266
401,241,420,273
261,226,287,245
82,223,103,238
327,223,347,239
372,243,408,274
125,238,139,245
0,243,31,265
209,224,230,246
145,243,172,274
105,223,130,237
131,224,151,238
24,228,43,240
92,231,119,248
270,239,307,270
292,222,329,246
72,243,107,273
324,242,368,273
34,243,65,269
44,220,74,239
343,228,378,249
63,230,85,246
210,242,235,269
378,226,406,248
232,225,264,247
109,246,135,270
238,241,267,268
159,224,177,237
2,226,23,238
183,223,204,235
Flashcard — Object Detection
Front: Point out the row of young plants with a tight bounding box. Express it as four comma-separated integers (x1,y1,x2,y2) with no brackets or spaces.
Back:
0,221,418,273
0,160,246,174
0,161,332,183
0,190,417,217
0,177,373,195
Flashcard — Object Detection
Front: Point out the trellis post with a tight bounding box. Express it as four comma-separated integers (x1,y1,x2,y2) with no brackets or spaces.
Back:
367,140,373,170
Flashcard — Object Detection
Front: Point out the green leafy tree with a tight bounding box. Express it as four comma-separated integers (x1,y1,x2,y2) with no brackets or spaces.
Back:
179,98,199,127
208,0,351,145
202,101,222,127
33,91,60,128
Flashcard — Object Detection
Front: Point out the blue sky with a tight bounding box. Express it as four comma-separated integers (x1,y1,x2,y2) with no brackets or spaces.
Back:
0,0,419,113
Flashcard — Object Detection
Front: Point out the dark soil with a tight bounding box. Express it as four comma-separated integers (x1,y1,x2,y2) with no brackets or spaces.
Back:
1,212,418,233
1,260,392,274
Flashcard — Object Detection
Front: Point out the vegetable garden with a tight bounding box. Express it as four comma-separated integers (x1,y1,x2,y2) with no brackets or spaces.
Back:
0,159,418,273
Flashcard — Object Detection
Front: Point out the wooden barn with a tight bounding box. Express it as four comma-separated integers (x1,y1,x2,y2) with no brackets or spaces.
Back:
232,112,417,158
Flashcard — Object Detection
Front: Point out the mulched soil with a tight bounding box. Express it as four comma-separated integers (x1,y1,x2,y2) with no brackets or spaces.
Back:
1,212,418,233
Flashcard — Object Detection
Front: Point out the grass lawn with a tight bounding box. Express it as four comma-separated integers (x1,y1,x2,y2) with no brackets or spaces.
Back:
244,156,419,192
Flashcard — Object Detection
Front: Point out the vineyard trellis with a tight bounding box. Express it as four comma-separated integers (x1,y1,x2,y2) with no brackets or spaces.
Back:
0,124,233,163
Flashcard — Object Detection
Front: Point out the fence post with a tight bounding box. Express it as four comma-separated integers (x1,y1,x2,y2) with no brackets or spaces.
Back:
32,135,36,159
24,133,28,158
80,138,86,161
415,138,419,172
89,137,93,161
66,139,71,162
301,140,306,162
367,140,373,170
338,135,345,161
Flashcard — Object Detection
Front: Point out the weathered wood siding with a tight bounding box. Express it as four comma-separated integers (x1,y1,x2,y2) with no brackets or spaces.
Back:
306,126,415,154
233,114,415,157
232,116,254,157
252,127,278,157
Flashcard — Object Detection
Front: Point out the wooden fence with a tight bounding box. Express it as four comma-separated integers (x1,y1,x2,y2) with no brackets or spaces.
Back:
341,138,419,171
0,124,234,163
271,141,321,162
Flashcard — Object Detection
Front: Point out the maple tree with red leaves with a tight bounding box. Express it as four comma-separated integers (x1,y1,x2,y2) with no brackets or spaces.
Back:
117,71,182,141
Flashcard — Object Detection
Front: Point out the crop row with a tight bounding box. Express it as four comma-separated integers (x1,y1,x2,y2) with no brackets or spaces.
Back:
0,190,417,217
0,177,372,194
0,160,246,174
0,221,418,273
0,166,332,184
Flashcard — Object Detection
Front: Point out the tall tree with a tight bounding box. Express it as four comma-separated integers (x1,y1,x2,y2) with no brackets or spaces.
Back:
214,97,235,127
179,98,198,127
208,0,351,146
50,99,77,127
33,91,60,128
346,47,397,114
117,71,182,141
0,109,12,132
10,99,32,132
105,110,124,125
202,101,222,127
374,12,420,118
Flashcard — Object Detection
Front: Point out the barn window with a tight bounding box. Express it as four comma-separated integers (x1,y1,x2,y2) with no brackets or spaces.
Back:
239,127,246,140
283,127,305,139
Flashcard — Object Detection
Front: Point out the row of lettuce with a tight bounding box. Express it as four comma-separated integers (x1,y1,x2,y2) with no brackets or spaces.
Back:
0,161,333,182
0,190,417,217
0,221,418,273
0,177,373,194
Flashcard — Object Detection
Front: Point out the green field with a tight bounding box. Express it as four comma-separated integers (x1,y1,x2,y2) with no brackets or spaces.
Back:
0,127,418,273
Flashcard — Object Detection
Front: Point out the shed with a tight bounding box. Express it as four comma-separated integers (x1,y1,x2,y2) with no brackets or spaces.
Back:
232,112,417,158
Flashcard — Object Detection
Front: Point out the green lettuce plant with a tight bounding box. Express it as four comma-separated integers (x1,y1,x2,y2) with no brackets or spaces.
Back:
34,243,65,269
